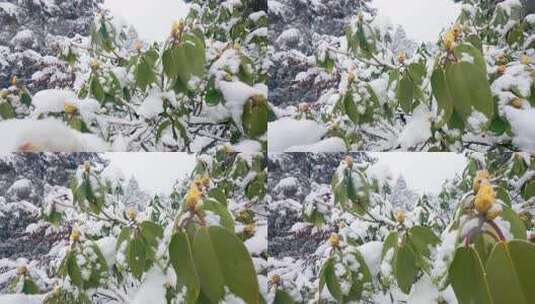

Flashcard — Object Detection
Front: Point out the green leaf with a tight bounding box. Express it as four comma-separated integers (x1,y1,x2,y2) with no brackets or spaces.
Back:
22,278,40,294
66,251,83,288
140,221,163,248
90,77,105,102
500,205,527,239
453,44,487,73
486,240,535,304
242,97,268,138
169,231,200,303
381,232,399,260
319,257,343,302
116,227,131,250
397,75,414,113
273,289,295,304
449,247,492,304
201,198,235,232
446,62,494,123
19,90,32,106
192,226,259,304
431,68,454,127
0,101,15,119
127,237,147,279
394,244,418,294
406,226,440,258
343,91,359,123
135,58,156,91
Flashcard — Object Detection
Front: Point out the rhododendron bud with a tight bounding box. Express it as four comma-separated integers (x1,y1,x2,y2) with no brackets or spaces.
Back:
473,170,490,194
345,155,353,168
329,233,340,247
521,55,532,65
394,209,406,224
474,182,496,214
127,207,138,221
486,203,502,220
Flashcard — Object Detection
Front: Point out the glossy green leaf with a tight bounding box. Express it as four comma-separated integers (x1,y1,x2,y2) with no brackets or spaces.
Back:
500,205,526,239
273,289,295,304
397,75,414,113
486,240,535,304
449,247,492,304
169,231,200,303
242,97,268,138
201,198,235,232
394,244,418,294
127,237,147,279
319,257,343,302
431,68,454,127
0,102,15,119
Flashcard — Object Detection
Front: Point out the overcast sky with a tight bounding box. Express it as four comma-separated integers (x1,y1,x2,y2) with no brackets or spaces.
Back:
370,153,468,194
103,0,189,41
104,153,196,194
373,0,461,42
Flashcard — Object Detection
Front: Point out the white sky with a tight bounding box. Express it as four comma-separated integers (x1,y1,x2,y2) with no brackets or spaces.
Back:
370,153,468,194
372,0,462,42
103,0,189,42
104,153,196,194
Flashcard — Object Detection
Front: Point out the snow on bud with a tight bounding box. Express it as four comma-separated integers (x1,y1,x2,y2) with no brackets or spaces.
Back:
394,209,406,224
270,274,281,285
497,65,507,74
64,102,78,115
357,12,364,23
185,185,202,210
473,170,490,194
233,42,241,50
521,55,532,65
496,53,507,64
345,155,353,168
127,207,138,221
474,182,496,214
16,265,27,276
0,89,8,98
329,233,340,247
222,143,234,153
486,203,502,220
511,97,524,109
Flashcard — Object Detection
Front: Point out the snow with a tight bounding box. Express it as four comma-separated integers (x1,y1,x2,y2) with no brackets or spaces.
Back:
357,241,383,277
503,106,535,151
138,90,167,119
367,163,394,188
32,89,77,113
0,2,19,16
0,294,44,304
131,268,168,304
217,81,267,131
245,224,267,255
268,118,327,152
96,236,117,267
231,140,262,153
398,104,433,149
408,274,457,304
0,119,110,152
285,137,347,153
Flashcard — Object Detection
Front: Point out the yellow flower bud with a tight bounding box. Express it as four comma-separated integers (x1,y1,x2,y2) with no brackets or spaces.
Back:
70,228,81,242
200,175,210,186
52,285,61,297
496,53,507,64
452,24,461,39
474,182,496,214
397,52,406,64
90,59,100,71
521,55,532,65
271,274,281,285
84,161,91,172
17,265,27,276
486,203,503,220
345,155,353,168
298,102,310,113
11,75,17,86
171,20,183,39
127,207,138,221
222,143,233,153
244,223,256,236
133,40,143,51
473,170,490,194
511,97,524,109
394,209,406,224
497,65,507,74
185,186,202,210
329,233,340,247
224,74,233,81
347,71,355,83
443,30,456,51
64,102,78,115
